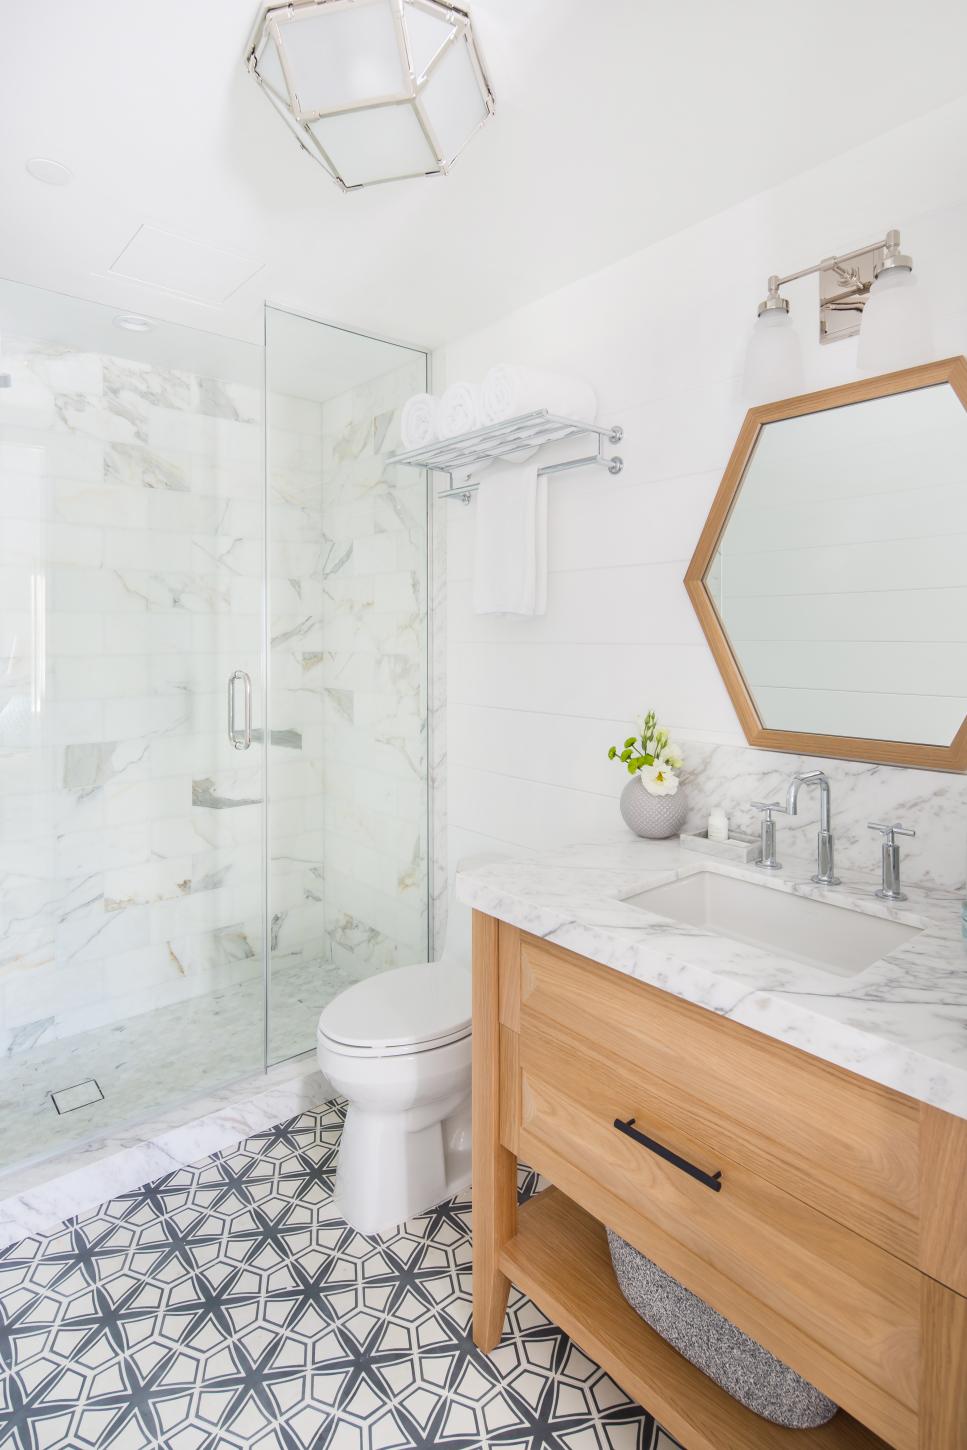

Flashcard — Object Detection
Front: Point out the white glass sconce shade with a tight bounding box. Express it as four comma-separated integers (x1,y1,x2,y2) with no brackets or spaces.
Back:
246,0,494,190
856,266,933,375
741,308,804,406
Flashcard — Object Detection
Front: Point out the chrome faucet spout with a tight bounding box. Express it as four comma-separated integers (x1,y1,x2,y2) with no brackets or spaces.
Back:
784,770,840,885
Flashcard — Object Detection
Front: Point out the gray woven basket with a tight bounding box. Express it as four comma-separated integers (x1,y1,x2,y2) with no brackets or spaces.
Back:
606,1229,838,1429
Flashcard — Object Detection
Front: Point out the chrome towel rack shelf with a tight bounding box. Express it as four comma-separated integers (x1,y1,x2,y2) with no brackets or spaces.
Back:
385,410,624,503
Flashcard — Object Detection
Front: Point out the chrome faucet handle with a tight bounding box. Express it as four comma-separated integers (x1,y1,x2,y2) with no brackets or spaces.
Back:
867,822,915,901
751,801,785,871
867,821,916,842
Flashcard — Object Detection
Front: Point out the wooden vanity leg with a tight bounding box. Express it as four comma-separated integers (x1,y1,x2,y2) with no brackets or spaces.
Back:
472,909,518,1352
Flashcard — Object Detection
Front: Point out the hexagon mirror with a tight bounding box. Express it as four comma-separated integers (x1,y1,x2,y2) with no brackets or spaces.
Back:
685,357,967,770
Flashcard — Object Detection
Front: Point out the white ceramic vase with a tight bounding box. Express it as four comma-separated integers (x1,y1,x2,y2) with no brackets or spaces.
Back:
619,774,687,839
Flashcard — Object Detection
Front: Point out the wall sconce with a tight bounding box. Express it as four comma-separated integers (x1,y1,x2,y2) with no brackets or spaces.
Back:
742,228,933,402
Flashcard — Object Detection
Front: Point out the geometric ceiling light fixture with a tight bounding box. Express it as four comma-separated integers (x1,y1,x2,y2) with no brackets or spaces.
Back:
742,227,933,403
245,0,494,191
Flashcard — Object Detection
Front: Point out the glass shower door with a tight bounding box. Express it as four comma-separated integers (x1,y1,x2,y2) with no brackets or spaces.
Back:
0,278,267,1175
265,306,430,1063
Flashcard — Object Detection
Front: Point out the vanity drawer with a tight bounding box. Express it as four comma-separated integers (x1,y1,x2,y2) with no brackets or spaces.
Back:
517,1023,922,1449
517,935,922,1265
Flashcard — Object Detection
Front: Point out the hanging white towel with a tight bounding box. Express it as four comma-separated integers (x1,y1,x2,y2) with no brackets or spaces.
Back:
436,381,483,440
480,364,597,426
472,461,547,617
401,393,439,449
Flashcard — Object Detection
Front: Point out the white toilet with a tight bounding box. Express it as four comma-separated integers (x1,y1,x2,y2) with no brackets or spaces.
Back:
316,947,472,1236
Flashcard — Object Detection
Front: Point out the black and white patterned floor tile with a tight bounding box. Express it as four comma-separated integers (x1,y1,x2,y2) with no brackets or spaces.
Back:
0,1102,682,1450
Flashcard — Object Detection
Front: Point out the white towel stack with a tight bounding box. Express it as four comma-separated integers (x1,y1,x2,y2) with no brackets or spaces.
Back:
480,364,597,427
400,393,438,451
435,381,483,440
398,364,597,449
397,365,597,618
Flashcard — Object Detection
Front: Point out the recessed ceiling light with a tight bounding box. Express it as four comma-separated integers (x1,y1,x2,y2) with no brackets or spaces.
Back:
25,157,73,186
113,314,153,332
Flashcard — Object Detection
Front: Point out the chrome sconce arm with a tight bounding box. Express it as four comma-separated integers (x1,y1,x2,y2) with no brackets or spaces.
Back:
756,227,912,344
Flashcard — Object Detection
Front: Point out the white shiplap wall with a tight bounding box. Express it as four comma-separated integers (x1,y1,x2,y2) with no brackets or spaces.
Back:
436,94,967,896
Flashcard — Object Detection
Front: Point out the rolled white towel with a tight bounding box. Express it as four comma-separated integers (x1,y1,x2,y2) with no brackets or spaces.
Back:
481,364,597,426
436,381,483,440
401,393,439,450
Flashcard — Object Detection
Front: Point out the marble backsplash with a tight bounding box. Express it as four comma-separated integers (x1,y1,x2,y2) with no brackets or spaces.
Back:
680,740,967,894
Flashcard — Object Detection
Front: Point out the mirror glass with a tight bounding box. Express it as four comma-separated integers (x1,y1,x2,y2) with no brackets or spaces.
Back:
706,382,967,746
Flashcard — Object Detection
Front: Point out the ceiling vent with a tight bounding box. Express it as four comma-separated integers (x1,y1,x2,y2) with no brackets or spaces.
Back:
107,224,263,306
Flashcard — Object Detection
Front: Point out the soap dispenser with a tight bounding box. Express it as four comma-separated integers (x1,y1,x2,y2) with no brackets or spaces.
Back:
707,807,728,843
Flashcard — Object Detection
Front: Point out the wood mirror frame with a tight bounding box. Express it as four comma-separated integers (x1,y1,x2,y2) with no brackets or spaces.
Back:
684,357,967,771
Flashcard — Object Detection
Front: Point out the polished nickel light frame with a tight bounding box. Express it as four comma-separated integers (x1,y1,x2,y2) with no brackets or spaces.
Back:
244,0,494,191
758,228,912,343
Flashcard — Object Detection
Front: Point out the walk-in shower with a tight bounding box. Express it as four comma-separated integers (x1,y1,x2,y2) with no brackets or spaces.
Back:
0,280,429,1178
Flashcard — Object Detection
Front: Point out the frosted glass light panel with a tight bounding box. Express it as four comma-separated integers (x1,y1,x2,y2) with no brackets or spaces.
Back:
309,103,436,191
246,0,494,189
706,382,967,748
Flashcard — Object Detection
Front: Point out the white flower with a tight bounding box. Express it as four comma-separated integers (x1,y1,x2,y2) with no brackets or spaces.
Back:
639,761,680,796
661,742,684,769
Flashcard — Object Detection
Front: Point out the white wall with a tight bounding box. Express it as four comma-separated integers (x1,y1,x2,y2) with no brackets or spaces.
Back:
437,95,967,895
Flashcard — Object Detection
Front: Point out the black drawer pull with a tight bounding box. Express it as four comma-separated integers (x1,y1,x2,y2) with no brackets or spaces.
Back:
613,1117,722,1193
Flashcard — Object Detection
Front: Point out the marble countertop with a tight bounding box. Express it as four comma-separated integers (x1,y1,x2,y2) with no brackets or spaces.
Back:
456,840,967,1119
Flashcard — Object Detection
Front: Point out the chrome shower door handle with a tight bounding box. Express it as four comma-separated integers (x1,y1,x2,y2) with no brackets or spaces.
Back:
227,669,252,751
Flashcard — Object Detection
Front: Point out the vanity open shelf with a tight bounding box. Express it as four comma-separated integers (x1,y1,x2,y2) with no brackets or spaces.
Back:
385,409,624,502
505,1189,888,1449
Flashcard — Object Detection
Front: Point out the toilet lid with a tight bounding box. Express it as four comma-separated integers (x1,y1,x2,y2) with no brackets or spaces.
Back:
317,960,471,1053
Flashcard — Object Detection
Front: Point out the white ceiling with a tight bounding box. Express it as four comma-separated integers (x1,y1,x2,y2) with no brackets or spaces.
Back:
3,0,967,353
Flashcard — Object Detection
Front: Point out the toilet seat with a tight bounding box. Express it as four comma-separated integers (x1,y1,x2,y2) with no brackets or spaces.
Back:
317,959,471,1059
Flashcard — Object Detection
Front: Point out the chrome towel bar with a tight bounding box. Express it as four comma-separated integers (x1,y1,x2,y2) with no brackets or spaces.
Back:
385,409,624,504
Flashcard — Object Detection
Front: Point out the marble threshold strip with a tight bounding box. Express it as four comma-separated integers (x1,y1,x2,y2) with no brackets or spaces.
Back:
0,1057,329,1252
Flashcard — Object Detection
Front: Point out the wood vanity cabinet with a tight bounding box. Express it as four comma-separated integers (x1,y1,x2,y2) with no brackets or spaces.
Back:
471,912,967,1450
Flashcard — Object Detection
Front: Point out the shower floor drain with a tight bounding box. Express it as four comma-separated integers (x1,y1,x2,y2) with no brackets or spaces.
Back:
51,1078,104,1114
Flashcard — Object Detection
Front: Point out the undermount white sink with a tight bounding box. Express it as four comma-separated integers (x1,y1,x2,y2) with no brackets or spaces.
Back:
623,870,922,977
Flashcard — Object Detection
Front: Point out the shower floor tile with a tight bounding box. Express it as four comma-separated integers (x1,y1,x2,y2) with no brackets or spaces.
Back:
0,958,365,1176
0,1101,681,1450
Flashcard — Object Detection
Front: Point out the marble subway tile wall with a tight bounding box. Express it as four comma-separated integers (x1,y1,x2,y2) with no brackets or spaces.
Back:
0,335,323,1062
267,387,328,1018
316,359,430,983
